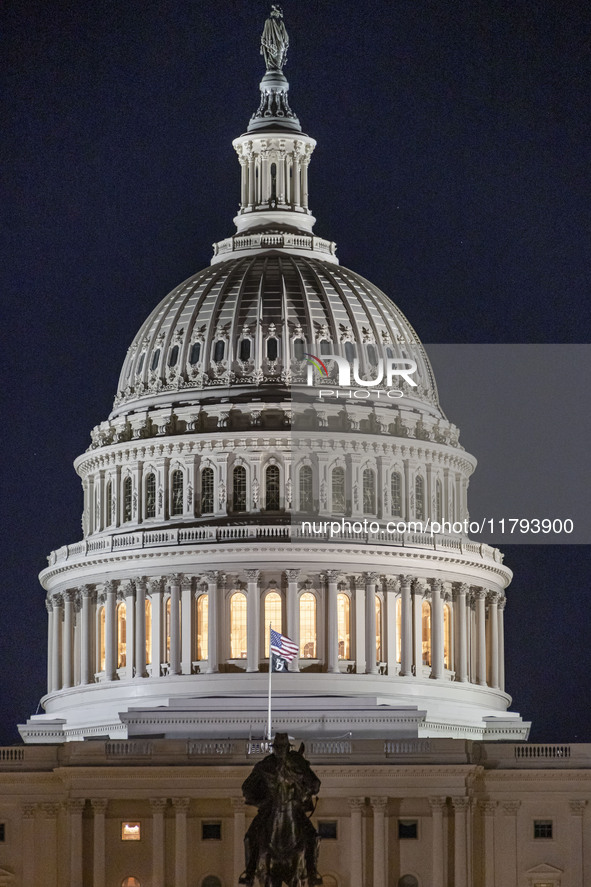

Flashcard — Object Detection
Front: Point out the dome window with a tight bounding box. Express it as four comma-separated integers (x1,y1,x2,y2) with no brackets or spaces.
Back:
201,467,214,514
331,467,345,514
294,338,305,360
145,473,156,519
233,466,247,512
213,340,225,363
117,602,127,668
345,341,356,362
105,481,112,526
189,341,201,365
150,349,161,371
319,340,331,355
239,338,252,361
444,603,451,669
171,469,184,516
168,345,179,367
123,477,132,523
363,469,376,514
145,600,152,665
265,465,280,511
266,337,279,361
415,475,425,521
386,346,394,359
367,344,378,366
375,597,382,662
137,353,145,374
299,465,313,512
436,479,443,523
422,601,431,666
391,472,402,517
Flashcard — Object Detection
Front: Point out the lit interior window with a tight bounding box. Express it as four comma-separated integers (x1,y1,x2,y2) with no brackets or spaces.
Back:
264,592,282,656
396,597,401,663
337,593,350,659
99,606,106,671
422,600,431,666
121,822,141,841
117,602,127,668
145,599,152,665
166,597,171,661
230,592,247,658
444,603,451,669
375,596,382,662
197,594,209,660
299,592,316,658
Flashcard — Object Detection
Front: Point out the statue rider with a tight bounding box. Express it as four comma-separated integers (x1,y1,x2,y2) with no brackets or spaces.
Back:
261,5,289,72
239,732,322,886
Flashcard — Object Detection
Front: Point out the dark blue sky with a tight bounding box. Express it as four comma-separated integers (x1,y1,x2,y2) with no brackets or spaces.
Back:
1,0,589,744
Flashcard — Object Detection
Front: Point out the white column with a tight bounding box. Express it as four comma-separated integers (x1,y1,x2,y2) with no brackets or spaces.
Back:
46,600,54,693
124,581,135,680
429,796,446,887
63,591,75,688
412,580,423,675
239,157,248,207
277,149,285,203
150,579,163,677
286,569,300,672
68,798,85,887
173,797,190,887
293,156,301,206
452,797,469,887
301,157,310,208
355,579,366,675
400,576,413,676
370,797,387,887
454,584,469,682
385,578,398,672
569,800,587,887
488,592,500,689
480,801,496,887
326,570,340,674
246,569,261,672
430,580,444,679
168,574,181,675
150,798,167,887
51,595,63,691
248,155,255,207
349,798,365,887
474,589,487,686
79,585,93,685
135,577,148,677
91,798,107,887
232,797,247,885
498,596,506,691
206,571,219,673
365,573,379,674
181,575,193,674
104,581,118,680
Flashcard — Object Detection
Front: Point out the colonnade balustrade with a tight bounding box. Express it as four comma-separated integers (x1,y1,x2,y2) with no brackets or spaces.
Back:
45,572,506,695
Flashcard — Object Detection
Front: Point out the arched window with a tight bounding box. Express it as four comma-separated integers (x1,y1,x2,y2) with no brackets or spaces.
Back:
299,465,313,512
344,341,356,362
117,602,126,668
165,598,171,662
239,338,251,361
201,878,222,887
150,349,161,371
450,481,456,521
137,353,145,375
321,877,338,887
367,344,378,366
436,479,443,523
145,599,152,665
391,472,402,516
171,469,184,516
264,592,282,657
230,592,247,658
197,594,209,661
294,338,305,360
99,606,106,671
319,340,331,355
375,597,382,662
168,345,179,367
213,340,225,362
233,465,247,512
145,473,156,519
266,465,280,511
396,597,402,663
121,878,141,887
363,469,376,514
266,337,278,361
331,467,345,514
444,603,451,669
422,600,431,666
189,341,201,365
337,593,350,659
386,346,394,359
415,475,425,521
105,481,112,526
201,467,214,514
299,593,316,658
123,476,132,523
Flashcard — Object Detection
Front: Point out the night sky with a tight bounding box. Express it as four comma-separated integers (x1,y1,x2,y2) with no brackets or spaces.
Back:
1,0,589,745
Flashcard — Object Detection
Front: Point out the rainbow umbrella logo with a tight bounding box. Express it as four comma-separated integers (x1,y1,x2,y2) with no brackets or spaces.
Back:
304,353,329,376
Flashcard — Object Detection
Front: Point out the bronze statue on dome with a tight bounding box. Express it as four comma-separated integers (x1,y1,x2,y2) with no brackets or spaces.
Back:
261,5,289,72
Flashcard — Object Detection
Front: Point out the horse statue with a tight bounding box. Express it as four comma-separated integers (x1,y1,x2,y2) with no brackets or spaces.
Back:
239,733,323,887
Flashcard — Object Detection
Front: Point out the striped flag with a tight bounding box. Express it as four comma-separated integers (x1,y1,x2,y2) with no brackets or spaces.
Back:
270,628,298,662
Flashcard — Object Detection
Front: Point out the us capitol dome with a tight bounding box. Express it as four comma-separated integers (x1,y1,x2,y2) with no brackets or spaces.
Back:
19,11,528,745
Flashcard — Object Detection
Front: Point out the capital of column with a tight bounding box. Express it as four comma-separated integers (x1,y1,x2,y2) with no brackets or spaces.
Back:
569,799,587,816
63,589,76,604
149,798,168,814
52,593,64,608
411,579,424,595
325,570,339,583
487,590,500,605
181,575,193,591
479,800,497,816
386,577,400,592
231,797,247,811
45,598,53,613
22,803,36,819
498,596,507,610
432,579,443,594
364,572,380,585
501,800,521,815
121,581,135,598
400,575,413,588
91,798,108,815
245,569,261,582
204,570,219,585
472,588,487,601
133,576,147,589
451,797,470,812
80,584,95,600
172,797,191,813
40,802,62,818
370,796,388,810
149,578,164,595
103,580,117,595
166,573,182,586
428,796,447,811
67,798,86,814
348,797,366,811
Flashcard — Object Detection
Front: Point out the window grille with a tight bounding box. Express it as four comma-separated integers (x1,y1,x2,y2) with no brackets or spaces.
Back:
201,467,214,514
145,473,156,518
123,477,132,523
332,467,345,514
266,464,280,510
415,475,425,520
233,466,247,512
171,470,184,516
299,465,313,512
363,469,376,514
391,472,402,516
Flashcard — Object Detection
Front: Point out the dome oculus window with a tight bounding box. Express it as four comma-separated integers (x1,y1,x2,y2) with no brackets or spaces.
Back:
137,353,145,374
319,340,331,355
344,341,356,362
367,344,378,366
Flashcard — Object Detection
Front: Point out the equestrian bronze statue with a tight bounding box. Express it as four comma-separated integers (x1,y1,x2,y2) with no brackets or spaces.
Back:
239,732,323,887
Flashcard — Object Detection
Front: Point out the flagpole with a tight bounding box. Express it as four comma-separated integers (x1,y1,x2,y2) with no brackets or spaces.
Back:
267,623,272,741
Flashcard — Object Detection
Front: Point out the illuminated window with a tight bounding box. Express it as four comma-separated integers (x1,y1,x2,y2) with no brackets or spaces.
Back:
266,465,280,511
233,466,247,512
145,599,152,665
168,345,179,367
117,602,127,668
197,594,209,660
436,479,443,523
166,598,171,661
396,597,401,663
299,592,316,658
266,337,278,361
230,592,247,658
105,481,112,526
375,597,382,662
171,469,183,516
213,340,225,362
145,473,156,518
415,475,425,520
121,822,141,841
391,472,402,516
189,341,201,365
264,592,282,656
444,603,451,669
337,593,350,659
363,469,376,514
299,465,313,512
332,467,345,514
99,606,106,671
421,600,431,666
201,467,214,514
123,476,132,523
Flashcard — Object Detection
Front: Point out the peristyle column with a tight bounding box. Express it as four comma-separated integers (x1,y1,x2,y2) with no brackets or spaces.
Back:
168,574,181,675
246,569,261,672
286,569,301,672
326,570,340,674
63,591,75,688
364,573,379,674
80,585,94,685
454,583,469,682
488,591,500,689
205,571,219,673
134,576,148,677
104,581,117,681
400,575,413,676
430,579,444,679
473,589,487,686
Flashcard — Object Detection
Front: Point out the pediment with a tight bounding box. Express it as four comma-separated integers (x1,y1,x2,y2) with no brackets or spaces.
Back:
526,863,563,874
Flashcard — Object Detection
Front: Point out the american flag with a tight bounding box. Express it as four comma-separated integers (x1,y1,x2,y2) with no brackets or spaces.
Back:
270,628,298,661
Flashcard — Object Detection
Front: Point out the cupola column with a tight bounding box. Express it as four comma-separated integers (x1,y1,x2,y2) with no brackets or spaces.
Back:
63,591,75,689
286,569,301,672
454,584,469,682
400,576,413,676
487,591,500,689
181,575,193,675
46,600,54,693
412,580,423,675
51,594,63,692
326,570,340,674
123,581,136,680
135,577,148,678
498,596,506,691
79,585,94,685
364,573,379,674
168,574,181,675
104,581,117,681
248,153,256,207
473,589,487,686
430,580,445,680
246,569,261,672
150,578,163,677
